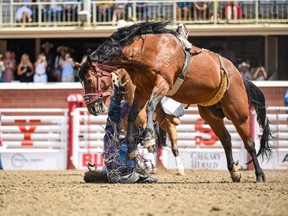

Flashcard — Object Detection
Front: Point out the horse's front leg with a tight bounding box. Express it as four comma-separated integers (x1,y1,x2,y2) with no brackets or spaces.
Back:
144,74,169,148
127,88,147,159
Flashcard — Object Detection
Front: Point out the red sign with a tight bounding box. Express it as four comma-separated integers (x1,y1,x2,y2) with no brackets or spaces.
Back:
82,153,104,167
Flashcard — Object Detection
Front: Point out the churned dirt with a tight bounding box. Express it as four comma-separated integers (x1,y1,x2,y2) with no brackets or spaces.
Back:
0,169,287,216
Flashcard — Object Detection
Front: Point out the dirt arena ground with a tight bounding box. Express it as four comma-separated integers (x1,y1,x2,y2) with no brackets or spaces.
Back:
0,169,287,216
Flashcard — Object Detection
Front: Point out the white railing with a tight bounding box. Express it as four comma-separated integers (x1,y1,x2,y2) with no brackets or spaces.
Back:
0,0,287,28
0,109,68,170
71,106,288,170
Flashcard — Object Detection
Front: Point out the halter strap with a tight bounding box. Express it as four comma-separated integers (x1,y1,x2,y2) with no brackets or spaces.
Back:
83,67,114,105
92,62,118,73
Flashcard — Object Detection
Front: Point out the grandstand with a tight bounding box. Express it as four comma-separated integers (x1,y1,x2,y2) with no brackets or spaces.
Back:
0,0,287,79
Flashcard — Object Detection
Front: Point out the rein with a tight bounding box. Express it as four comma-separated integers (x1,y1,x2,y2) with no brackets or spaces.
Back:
83,63,117,105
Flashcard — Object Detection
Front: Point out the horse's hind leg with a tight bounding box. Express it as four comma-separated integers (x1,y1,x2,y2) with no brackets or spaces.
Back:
221,95,265,182
198,105,241,182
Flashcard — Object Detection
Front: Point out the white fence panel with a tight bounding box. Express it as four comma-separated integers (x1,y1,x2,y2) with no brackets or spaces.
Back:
0,109,68,170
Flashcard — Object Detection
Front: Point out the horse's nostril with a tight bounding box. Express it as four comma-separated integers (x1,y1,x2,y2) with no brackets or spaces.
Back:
91,106,96,114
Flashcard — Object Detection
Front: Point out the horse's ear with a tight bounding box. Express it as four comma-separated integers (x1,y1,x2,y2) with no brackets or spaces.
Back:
74,62,81,70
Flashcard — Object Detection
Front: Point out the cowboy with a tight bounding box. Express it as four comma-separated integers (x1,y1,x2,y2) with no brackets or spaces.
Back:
84,84,157,184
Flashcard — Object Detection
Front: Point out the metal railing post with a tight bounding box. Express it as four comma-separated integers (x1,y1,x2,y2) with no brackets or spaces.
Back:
255,0,259,23
10,0,13,27
173,0,177,24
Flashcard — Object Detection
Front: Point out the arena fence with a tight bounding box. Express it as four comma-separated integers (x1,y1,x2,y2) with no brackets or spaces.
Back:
0,0,287,28
70,106,288,171
0,103,287,170
0,109,68,170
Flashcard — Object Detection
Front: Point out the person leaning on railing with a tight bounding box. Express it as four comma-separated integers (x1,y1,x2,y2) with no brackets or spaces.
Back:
96,0,114,22
15,0,33,27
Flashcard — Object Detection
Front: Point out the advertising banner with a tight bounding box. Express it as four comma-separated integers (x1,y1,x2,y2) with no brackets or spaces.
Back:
161,148,248,170
0,151,67,170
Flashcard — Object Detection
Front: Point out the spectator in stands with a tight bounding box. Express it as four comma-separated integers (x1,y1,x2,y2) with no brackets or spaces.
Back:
54,45,67,82
284,89,288,113
62,0,78,22
3,51,16,82
112,0,128,25
17,53,34,82
253,65,268,81
81,48,93,64
15,0,33,27
136,1,148,20
219,42,237,65
48,0,63,24
33,53,48,83
238,62,252,80
0,54,5,82
224,1,242,21
61,53,75,82
97,0,114,22
194,2,208,20
209,1,220,21
42,41,55,82
176,2,192,20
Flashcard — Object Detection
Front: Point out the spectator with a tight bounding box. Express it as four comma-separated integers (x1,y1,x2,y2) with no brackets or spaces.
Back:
238,62,252,80
284,89,288,113
112,0,128,24
54,45,67,82
61,53,74,82
48,0,63,24
194,2,208,20
209,1,220,21
219,42,237,65
3,51,16,82
224,1,242,21
42,41,55,82
136,1,148,20
97,0,114,22
15,0,33,27
0,54,5,82
62,0,78,22
81,48,93,64
17,53,34,82
176,2,192,20
33,53,48,83
253,66,268,81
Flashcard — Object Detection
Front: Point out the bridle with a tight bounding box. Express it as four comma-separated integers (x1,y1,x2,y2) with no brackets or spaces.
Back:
83,62,117,106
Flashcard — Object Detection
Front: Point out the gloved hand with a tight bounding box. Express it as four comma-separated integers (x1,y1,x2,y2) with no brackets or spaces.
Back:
111,85,125,105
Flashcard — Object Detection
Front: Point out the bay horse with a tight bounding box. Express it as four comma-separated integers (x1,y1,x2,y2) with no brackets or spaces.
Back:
76,64,185,175
78,21,273,182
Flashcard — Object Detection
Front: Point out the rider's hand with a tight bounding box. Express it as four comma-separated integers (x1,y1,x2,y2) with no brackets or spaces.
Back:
112,85,125,105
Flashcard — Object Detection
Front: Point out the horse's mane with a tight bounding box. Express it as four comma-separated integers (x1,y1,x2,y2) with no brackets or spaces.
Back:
90,21,177,63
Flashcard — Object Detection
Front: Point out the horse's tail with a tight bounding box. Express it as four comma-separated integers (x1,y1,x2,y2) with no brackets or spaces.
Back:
243,79,273,162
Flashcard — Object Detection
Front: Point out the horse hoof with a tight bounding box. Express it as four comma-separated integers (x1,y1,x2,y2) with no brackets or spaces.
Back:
128,149,138,160
256,174,266,183
144,138,156,148
176,170,185,176
230,162,241,182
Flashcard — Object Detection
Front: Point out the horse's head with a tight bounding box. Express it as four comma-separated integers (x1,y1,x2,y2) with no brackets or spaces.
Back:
76,57,114,116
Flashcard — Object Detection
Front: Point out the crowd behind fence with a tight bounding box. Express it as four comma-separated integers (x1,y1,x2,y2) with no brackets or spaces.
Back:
0,0,287,28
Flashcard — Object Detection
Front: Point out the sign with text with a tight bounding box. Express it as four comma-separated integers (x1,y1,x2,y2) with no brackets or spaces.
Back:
77,149,104,169
260,149,288,170
0,151,67,170
162,148,248,170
